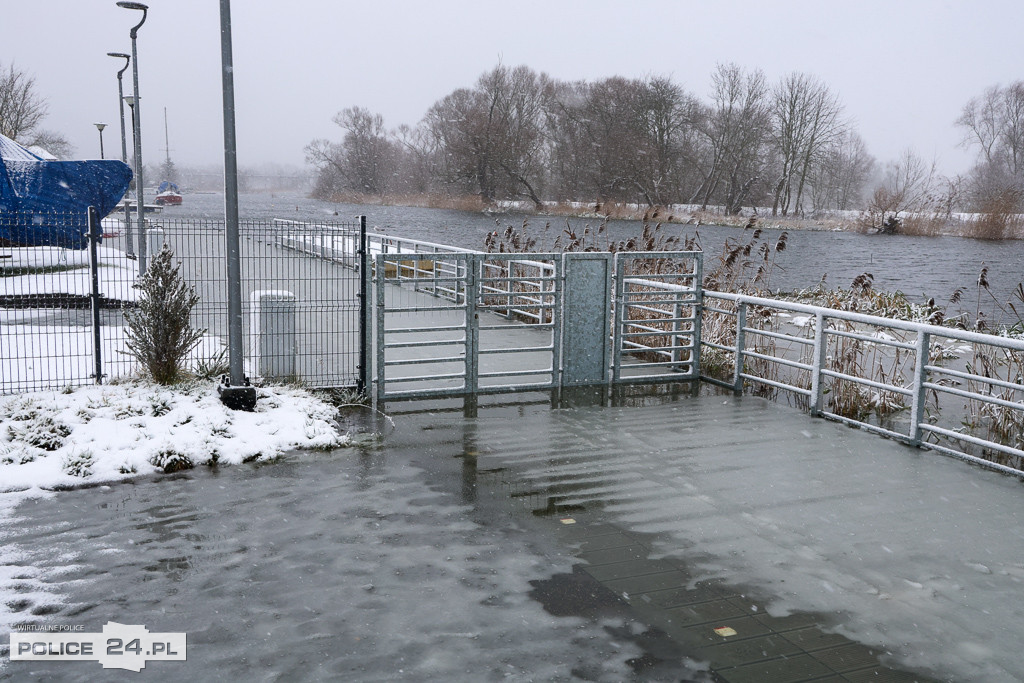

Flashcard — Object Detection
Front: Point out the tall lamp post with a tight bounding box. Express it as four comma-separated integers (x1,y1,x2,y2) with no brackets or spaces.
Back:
107,51,133,256
117,1,149,275
93,123,107,159
217,0,256,410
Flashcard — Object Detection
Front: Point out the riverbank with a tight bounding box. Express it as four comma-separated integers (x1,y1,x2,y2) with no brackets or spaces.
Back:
315,191,1024,240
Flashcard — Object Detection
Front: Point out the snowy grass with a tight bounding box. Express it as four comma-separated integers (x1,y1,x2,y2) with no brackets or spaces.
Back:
0,381,347,496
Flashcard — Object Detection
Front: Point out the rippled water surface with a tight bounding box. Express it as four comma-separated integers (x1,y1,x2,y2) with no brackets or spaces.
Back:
169,192,1024,323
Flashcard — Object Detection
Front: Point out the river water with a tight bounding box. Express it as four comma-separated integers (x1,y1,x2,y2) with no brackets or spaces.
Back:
166,192,1024,325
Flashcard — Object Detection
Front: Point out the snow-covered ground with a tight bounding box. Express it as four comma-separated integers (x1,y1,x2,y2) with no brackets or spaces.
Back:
0,380,348,636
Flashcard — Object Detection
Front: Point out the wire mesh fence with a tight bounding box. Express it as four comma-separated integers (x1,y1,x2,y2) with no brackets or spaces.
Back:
2,211,364,394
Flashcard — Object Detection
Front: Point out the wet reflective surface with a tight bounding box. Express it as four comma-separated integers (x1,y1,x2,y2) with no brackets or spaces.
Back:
8,387,1019,680
1,398,712,681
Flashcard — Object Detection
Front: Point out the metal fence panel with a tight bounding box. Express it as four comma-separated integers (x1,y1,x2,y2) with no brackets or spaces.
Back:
2,213,363,394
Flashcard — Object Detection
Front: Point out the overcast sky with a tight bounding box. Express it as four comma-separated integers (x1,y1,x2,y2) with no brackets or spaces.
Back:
5,0,1022,176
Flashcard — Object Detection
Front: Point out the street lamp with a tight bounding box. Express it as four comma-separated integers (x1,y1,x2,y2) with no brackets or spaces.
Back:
93,123,107,159
108,51,133,256
106,52,130,164
117,0,149,275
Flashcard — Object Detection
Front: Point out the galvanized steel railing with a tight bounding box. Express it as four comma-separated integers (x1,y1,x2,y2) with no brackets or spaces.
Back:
613,252,702,384
701,290,1024,476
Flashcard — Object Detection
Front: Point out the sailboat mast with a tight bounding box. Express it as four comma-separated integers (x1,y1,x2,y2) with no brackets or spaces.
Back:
163,107,171,166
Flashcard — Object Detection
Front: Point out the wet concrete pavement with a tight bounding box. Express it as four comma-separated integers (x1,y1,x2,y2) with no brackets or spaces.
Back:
3,387,1022,681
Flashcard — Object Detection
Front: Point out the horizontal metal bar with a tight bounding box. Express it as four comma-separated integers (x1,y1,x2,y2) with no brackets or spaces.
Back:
385,356,466,366
705,290,1024,351
923,381,1024,411
384,338,465,348
478,368,554,378
920,423,1024,461
384,304,466,314
620,359,695,368
478,345,554,355
916,439,1024,477
701,340,735,352
741,349,813,371
827,326,917,350
740,326,813,346
817,411,910,441
383,371,466,382
739,373,813,396
819,368,913,396
925,364,1024,393
385,324,466,334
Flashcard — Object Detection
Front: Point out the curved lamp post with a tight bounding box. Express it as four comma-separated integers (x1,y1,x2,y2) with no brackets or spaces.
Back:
107,51,133,256
106,52,131,164
117,1,149,275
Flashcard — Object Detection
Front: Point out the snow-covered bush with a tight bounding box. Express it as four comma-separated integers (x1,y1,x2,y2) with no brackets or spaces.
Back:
62,450,95,477
124,244,205,385
149,447,194,473
9,415,72,451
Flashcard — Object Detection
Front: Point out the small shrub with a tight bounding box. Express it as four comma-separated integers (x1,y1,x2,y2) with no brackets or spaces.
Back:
149,394,174,417
124,244,206,385
10,416,72,451
195,348,231,380
62,450,95,478
118,462,138,475
149,448,194,473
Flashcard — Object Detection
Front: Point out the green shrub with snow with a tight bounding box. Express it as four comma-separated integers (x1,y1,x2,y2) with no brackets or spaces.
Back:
149,448,194,473
62,450,95,478
124,244,206,385
8,415,72,451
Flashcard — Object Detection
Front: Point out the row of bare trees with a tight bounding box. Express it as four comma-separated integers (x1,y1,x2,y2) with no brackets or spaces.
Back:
308,63,874,217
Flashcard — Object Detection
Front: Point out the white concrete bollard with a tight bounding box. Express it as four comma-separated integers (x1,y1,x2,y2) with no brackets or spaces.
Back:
250,290,297,380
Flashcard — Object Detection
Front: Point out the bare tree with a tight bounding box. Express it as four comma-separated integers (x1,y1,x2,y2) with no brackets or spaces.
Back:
866,148,938,232
808,130,875,212
306,106,398,198
693,63,772,214
424,64,551,207
770,72,847,216
0,61,72,158
956,81,1024,217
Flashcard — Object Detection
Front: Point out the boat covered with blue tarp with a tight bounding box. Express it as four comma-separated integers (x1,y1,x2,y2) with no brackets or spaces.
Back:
0,133,133,249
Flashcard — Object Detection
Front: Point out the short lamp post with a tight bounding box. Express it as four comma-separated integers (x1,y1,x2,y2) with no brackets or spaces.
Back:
93,123,107,159
117,0,149,275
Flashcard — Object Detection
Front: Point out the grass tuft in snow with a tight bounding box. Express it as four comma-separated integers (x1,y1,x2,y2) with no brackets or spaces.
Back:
9,415,72,451
61,450,95,478
149,448,194,473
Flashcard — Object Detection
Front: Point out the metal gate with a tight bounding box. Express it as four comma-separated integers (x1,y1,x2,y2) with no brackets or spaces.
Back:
372,249,701,400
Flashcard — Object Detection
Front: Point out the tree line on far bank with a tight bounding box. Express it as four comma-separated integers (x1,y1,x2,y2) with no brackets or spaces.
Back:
306,63,1024,237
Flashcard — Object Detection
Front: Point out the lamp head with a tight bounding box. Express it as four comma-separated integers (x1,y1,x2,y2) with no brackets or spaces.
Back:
94,123,108,132
116,1,148,36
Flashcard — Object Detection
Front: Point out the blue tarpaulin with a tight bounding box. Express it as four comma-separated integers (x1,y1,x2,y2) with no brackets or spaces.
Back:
0,133,133,249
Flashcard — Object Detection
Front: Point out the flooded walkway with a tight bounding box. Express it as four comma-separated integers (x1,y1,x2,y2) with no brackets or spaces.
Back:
3,388,1022,681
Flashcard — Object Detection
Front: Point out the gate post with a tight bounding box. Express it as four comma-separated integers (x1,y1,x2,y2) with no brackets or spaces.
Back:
87,206,104,384
357,216,370,395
